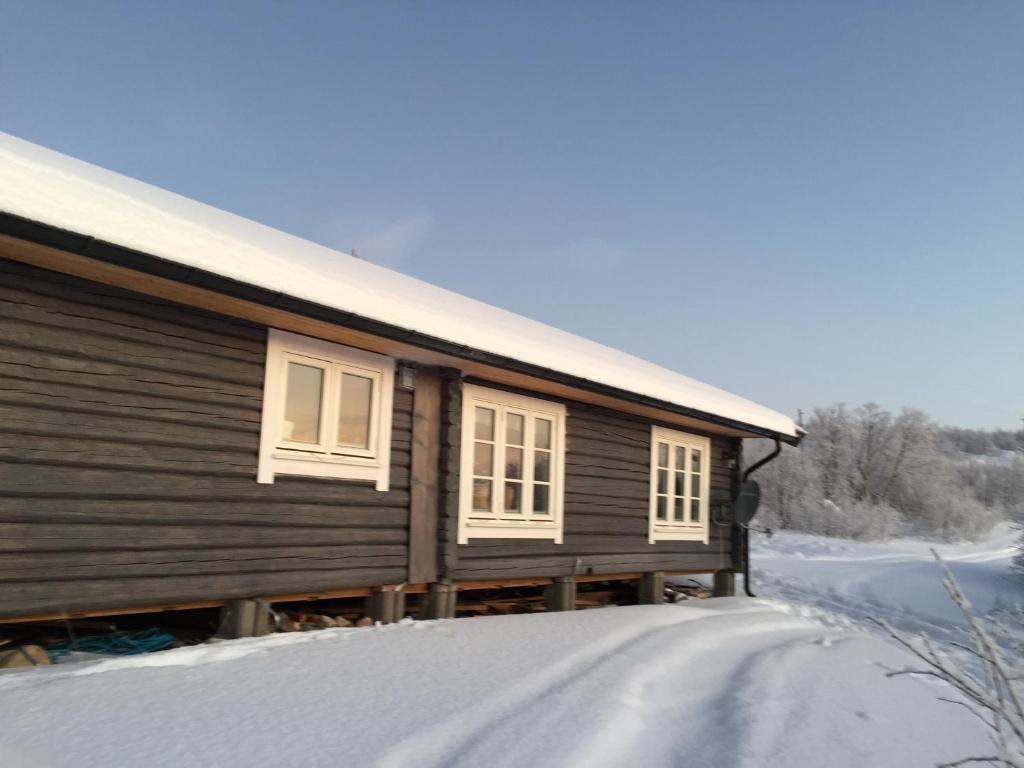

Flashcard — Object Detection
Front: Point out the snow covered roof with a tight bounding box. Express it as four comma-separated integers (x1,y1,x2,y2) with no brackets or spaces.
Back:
0,132,799,440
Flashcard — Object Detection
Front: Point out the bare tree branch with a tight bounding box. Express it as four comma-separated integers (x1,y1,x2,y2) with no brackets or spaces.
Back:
877,552,1024,768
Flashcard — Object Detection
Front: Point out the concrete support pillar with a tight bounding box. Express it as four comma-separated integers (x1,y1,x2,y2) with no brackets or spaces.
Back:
217,598,272,638
422,582,457,619
367,587,406,624
545,576,576,612
638,571,665,605
713,571,736,597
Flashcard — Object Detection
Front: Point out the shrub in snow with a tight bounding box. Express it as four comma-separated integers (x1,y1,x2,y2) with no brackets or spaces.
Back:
879,552,1024,768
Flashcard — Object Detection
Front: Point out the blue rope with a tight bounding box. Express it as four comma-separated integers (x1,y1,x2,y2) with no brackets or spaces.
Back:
47,628,175,661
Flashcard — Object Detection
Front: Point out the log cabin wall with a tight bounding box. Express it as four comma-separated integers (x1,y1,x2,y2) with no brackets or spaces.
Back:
442,378,739,581
0,258,413,619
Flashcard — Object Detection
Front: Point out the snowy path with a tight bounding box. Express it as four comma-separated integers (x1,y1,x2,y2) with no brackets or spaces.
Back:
0,600,990,767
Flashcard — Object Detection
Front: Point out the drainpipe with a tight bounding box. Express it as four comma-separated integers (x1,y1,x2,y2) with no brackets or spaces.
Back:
740,438,782,598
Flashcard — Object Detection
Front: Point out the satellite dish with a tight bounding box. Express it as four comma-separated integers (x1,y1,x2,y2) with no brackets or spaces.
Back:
734,480,761,526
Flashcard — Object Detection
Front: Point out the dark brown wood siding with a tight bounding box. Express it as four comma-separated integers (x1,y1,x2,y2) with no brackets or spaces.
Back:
446,381,739,580
0,258,412,618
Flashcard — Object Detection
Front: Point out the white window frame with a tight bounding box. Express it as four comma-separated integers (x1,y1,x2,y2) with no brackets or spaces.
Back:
648,426,711,544
458,384,566,544
257,329,394,491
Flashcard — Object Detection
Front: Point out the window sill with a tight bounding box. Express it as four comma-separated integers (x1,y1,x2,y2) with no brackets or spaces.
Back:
272,450,379,466
649,526,709,544
459,520,562,544
258,450,389,491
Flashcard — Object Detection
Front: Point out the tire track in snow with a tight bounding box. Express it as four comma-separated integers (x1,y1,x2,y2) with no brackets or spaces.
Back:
680,630,824,768
373,611,697,768
375,605,815,768
552,617,818,768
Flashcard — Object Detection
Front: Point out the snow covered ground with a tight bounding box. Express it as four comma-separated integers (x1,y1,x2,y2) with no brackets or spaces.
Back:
0,526,1017,767
0,603,997,767
752,521,1021,642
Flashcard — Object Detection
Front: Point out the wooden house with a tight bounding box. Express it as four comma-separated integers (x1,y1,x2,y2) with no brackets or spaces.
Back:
0,133,801,627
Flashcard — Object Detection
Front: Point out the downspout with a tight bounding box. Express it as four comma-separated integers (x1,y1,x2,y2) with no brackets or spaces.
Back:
740,438,782,597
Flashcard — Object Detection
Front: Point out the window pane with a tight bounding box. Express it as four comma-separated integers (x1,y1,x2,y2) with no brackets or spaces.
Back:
283,362,323,444
675,471,686,498
657,442,669,468
504,481,522,513
474,442,494,476
475,407,495,441
337,373,372,449
656,495,667,521
657,469,668,495
533,484,550,515
691,499,701,523
675,446,685,471
534,450,550,483
691,474,701,499
506,413,525,446
691,449,702,473
674,497,685,522
535,418,552,449
506,447,523,480
472,479,492,512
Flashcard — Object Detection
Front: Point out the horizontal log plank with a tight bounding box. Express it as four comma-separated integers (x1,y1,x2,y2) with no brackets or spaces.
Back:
0,436,410,477
0,317,263,385
0,281,266,359
0,499,410,527
0,387,261,433
0,292,264,367
0,547,409,581
0,404,258,449
0,348,264,409
0,464,412,497
565,436,650,465
0,522,408,551
0,436,258,476
0,258,266,343
0,376,259,427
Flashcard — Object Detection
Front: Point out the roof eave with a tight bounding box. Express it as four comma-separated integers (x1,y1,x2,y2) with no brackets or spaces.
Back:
0,210,802,446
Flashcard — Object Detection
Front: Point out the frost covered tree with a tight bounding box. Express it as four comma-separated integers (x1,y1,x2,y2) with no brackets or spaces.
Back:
751,403,1008,541
755,439,819,531
807,404,855,504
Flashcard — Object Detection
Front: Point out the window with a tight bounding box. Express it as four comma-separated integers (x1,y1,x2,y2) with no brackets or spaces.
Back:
649,426,710,543
257,329,394,490
458,384,566,543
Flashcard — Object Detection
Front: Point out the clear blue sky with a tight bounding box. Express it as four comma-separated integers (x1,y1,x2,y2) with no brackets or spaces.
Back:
2,1,1022,430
